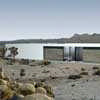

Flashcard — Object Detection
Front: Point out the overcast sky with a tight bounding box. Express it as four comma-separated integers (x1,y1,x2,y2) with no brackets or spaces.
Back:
0,0,100,40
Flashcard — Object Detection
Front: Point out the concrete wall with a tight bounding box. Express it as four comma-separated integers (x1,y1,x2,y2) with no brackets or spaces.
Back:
5,43,77,60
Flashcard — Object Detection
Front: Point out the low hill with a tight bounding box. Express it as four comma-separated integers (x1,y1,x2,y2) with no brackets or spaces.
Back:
0,33,100,45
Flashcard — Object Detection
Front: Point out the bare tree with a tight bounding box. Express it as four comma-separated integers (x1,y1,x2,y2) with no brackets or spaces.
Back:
9,47,18,61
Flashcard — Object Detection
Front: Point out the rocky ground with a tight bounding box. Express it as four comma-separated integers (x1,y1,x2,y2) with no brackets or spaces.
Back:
1,59,100,100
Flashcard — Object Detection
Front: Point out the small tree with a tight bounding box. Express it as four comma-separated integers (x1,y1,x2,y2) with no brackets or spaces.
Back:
9,47,18,61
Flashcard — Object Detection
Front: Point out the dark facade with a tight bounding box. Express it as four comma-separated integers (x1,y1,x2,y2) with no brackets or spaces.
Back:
75,47,83,61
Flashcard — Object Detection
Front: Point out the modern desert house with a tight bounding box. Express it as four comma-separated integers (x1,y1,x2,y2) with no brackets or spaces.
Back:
5,43,100,63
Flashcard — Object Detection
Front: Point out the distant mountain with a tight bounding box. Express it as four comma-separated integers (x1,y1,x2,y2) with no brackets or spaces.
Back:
0,33,100,45
70,33,100,43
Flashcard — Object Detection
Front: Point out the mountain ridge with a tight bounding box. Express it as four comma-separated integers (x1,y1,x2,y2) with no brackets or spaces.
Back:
0,33,100,44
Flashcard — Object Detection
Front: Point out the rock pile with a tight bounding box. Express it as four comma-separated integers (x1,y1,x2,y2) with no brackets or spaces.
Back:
0,68,54,100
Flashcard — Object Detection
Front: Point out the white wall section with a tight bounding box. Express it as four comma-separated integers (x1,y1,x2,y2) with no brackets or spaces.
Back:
5,43,100,60
6,44,44,60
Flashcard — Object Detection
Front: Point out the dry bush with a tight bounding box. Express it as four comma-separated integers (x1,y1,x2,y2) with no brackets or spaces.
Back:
42,60,51,66
81,67,86,71
42,70,50,73
93,69,100,76
80,71,88,75
68,74,82,80
20,69,26,77
20,59,29,65
43,85,55,98
32,59,35,62
35,82,45,88
92,66,99,70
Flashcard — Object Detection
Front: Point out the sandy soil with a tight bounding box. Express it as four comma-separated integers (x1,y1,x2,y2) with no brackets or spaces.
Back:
1,60,100,100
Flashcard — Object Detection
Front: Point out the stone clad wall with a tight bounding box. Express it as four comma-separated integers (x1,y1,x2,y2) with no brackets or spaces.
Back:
83,48,100,63
44,47,64,61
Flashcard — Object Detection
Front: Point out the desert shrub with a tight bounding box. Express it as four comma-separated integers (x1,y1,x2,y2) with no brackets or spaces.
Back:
71,84,75,87
20,69,26,77
20,59,29,65
35,82,45,88
92,66,99,70
32,59,35,62
0,73,55,99
42,60,51,65
3,77,10,82
8,47,18,61
80,71,88,75
65,67,69,69
43,85,54,98
81,67,86,71
6,59,14,65
42,70,50,73
93,69,100,76
68,74,82,80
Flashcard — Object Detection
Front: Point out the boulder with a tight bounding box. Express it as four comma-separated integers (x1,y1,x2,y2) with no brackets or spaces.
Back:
0,85,13,100
18,83,35,96
10,94,24,100
0,79,8,85
24,94,54,100
36,87,47,94
16,82,23,88
0,72,5,79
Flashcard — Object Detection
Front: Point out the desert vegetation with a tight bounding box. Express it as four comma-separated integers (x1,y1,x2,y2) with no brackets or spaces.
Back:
0,66,54,100
0,58,100,100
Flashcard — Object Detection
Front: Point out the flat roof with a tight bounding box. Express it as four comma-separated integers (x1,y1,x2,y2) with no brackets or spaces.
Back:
43,43,100,47
5,43,100,47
